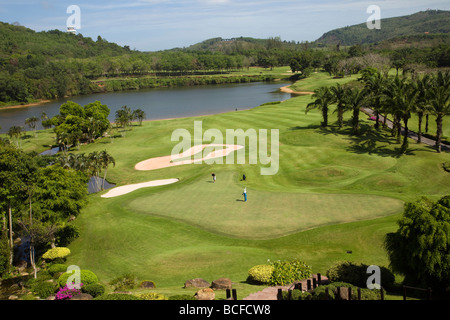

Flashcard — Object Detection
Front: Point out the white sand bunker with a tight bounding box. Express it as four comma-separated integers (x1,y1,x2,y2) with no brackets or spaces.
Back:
135,144,244,171
101,178,179,198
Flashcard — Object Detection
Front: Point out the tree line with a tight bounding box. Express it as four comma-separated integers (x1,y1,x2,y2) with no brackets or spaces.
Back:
306,69,449,153
1,21,448,105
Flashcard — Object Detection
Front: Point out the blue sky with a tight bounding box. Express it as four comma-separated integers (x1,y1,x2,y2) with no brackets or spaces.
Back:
1,0,448,51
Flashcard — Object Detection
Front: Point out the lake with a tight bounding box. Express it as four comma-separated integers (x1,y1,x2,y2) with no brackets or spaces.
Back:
0,81,292,134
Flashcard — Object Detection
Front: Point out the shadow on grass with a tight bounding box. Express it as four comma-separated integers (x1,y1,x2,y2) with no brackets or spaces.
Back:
289,122,435,158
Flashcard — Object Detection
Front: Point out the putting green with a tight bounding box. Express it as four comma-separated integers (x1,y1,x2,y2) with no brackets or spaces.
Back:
125,171,404,239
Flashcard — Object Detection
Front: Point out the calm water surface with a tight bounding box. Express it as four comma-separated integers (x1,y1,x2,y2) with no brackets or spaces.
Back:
0,81,292,134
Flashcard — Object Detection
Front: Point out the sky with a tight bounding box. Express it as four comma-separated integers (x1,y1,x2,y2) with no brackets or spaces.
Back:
1,0,449,51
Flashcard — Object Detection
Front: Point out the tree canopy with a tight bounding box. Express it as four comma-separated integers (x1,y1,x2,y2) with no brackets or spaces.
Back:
385,195,450,292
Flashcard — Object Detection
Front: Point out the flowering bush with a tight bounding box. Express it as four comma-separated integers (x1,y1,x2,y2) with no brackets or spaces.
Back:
55,284,83,300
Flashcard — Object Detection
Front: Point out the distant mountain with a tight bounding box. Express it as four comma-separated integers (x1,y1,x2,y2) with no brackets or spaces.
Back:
315,9,450,46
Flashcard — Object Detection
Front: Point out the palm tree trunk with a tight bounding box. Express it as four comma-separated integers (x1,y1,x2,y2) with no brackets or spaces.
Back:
352,108,360,134
322,106,328,127
417,112,423,144
102,168,108,190
436,115,443,153
402,117,409,153
337,105,344,128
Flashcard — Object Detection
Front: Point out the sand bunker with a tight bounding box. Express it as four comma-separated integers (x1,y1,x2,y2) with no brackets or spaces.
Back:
101,178,179,198
135,144,244,171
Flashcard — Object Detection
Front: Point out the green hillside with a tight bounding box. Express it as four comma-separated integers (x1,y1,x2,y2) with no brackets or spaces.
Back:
316,9,450,46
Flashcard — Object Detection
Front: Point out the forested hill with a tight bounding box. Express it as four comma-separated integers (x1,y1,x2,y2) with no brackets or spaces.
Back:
0,22,131,58
315,9,450,46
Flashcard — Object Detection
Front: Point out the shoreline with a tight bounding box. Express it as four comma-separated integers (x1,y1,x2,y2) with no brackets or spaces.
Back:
0,100,52,110
279,85,314,95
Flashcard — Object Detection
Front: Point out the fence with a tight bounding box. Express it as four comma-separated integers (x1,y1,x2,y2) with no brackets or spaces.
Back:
276,273,388,300
402,285,432,300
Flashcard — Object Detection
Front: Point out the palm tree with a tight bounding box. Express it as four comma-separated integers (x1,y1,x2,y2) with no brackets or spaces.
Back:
329,83,347,128
413,74,432,144
99,150,115,190
428,84,450,153
25,116,39,137
306,86,333,127
363,72,387,130
133,109,146,126
383,76,406,143
8,125,23,147
344,87,367,135
87,151,102,192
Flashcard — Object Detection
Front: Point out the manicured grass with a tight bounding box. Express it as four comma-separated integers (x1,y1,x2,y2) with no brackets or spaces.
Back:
9,71,450,298
126,171,404,239
288,72,359,92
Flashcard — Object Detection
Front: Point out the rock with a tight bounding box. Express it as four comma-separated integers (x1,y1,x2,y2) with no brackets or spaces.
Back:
195,288,215,300
140,280,156,289
211,278,232,290
16,260,28,273
8,295,18,300
184,278,210,288
70,293,93,300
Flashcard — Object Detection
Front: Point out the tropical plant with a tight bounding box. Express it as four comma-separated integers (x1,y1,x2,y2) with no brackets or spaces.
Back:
7,125,23,147
306,86,334,127
362,71,387,130
132,108,146,126
25,116,39,137
343,87,368,135
384,76,418,152
414,74,432,143
99,150,115,190
427,71,450,153
329,83,347,128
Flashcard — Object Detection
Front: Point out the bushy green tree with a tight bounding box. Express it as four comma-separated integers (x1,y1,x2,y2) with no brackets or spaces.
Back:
385,195,450,292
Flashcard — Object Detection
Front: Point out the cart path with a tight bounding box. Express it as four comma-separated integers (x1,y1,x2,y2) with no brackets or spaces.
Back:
243,275,329,300
361,107,449,152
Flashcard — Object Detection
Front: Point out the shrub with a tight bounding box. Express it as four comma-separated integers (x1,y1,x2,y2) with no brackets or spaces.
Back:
326,261,395,290
109,273,137,291
310,282,381,300
247,264,274,284
81,283,105,298
47,264,68,276
42,247,71,260
281,289,311,300
136,292,168,300
57,269,98,287
31,280,57,299
268,259,312,286
93,293,142,300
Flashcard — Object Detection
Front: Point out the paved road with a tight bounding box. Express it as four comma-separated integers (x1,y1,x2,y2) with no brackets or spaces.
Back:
361,108,449,152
